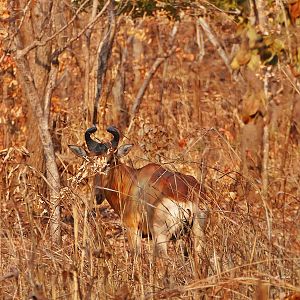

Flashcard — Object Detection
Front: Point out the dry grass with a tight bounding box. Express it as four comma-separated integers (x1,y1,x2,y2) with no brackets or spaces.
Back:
1,130,300,299
1,9,300,300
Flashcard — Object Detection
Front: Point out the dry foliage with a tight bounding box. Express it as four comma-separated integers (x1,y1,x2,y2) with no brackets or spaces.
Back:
1,1,300,299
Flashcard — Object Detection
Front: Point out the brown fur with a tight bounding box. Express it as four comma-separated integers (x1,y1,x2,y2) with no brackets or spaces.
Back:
69,134,208,258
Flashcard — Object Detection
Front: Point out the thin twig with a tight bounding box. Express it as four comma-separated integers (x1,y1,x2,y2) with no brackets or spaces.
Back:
196,20,205,62
198,17,231,73
127,46,177,134
158,21,179,122
15,0,109,59
261,68,272,249
83,0,99,123
44,60,59,120
93,0,116,125
256,0,267,32
0,0,32,64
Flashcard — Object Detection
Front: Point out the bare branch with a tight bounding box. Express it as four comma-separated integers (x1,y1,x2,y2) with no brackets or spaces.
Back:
15,0,110,59
44,58,59,121
196,20,205,62
0,0,32,64
93,0,116,125
158,20,179,121
261,68,272,242
198,17,231,73
127,46,177,133
256,0,267,31
251,0,259,25
83,0,99,121
16,55,61,245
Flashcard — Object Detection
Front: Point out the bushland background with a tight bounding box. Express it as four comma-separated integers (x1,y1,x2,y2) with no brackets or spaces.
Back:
1,0,300,299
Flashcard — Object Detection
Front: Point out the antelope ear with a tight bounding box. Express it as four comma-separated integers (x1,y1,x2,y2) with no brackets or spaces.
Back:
68,145,88,158
116,144,133,158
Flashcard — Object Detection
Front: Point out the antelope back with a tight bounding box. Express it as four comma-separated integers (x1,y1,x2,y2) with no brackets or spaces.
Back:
69,125,208,258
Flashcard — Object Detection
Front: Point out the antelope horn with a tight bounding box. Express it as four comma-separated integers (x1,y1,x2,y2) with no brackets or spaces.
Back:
107,126,120,149
85,126,109,154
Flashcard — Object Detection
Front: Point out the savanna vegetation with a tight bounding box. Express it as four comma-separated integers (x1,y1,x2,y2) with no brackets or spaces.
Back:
1,0,300,299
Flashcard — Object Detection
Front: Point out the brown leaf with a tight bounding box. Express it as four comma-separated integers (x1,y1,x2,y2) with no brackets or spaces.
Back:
284,293,300,300
289,0,300,25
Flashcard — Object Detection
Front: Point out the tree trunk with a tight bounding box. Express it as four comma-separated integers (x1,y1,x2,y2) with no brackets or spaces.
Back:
15,55,61,245
13,0,62,245
18,0,53,196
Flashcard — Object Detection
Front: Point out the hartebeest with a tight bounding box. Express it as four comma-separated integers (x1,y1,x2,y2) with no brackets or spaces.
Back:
69,126,208,257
